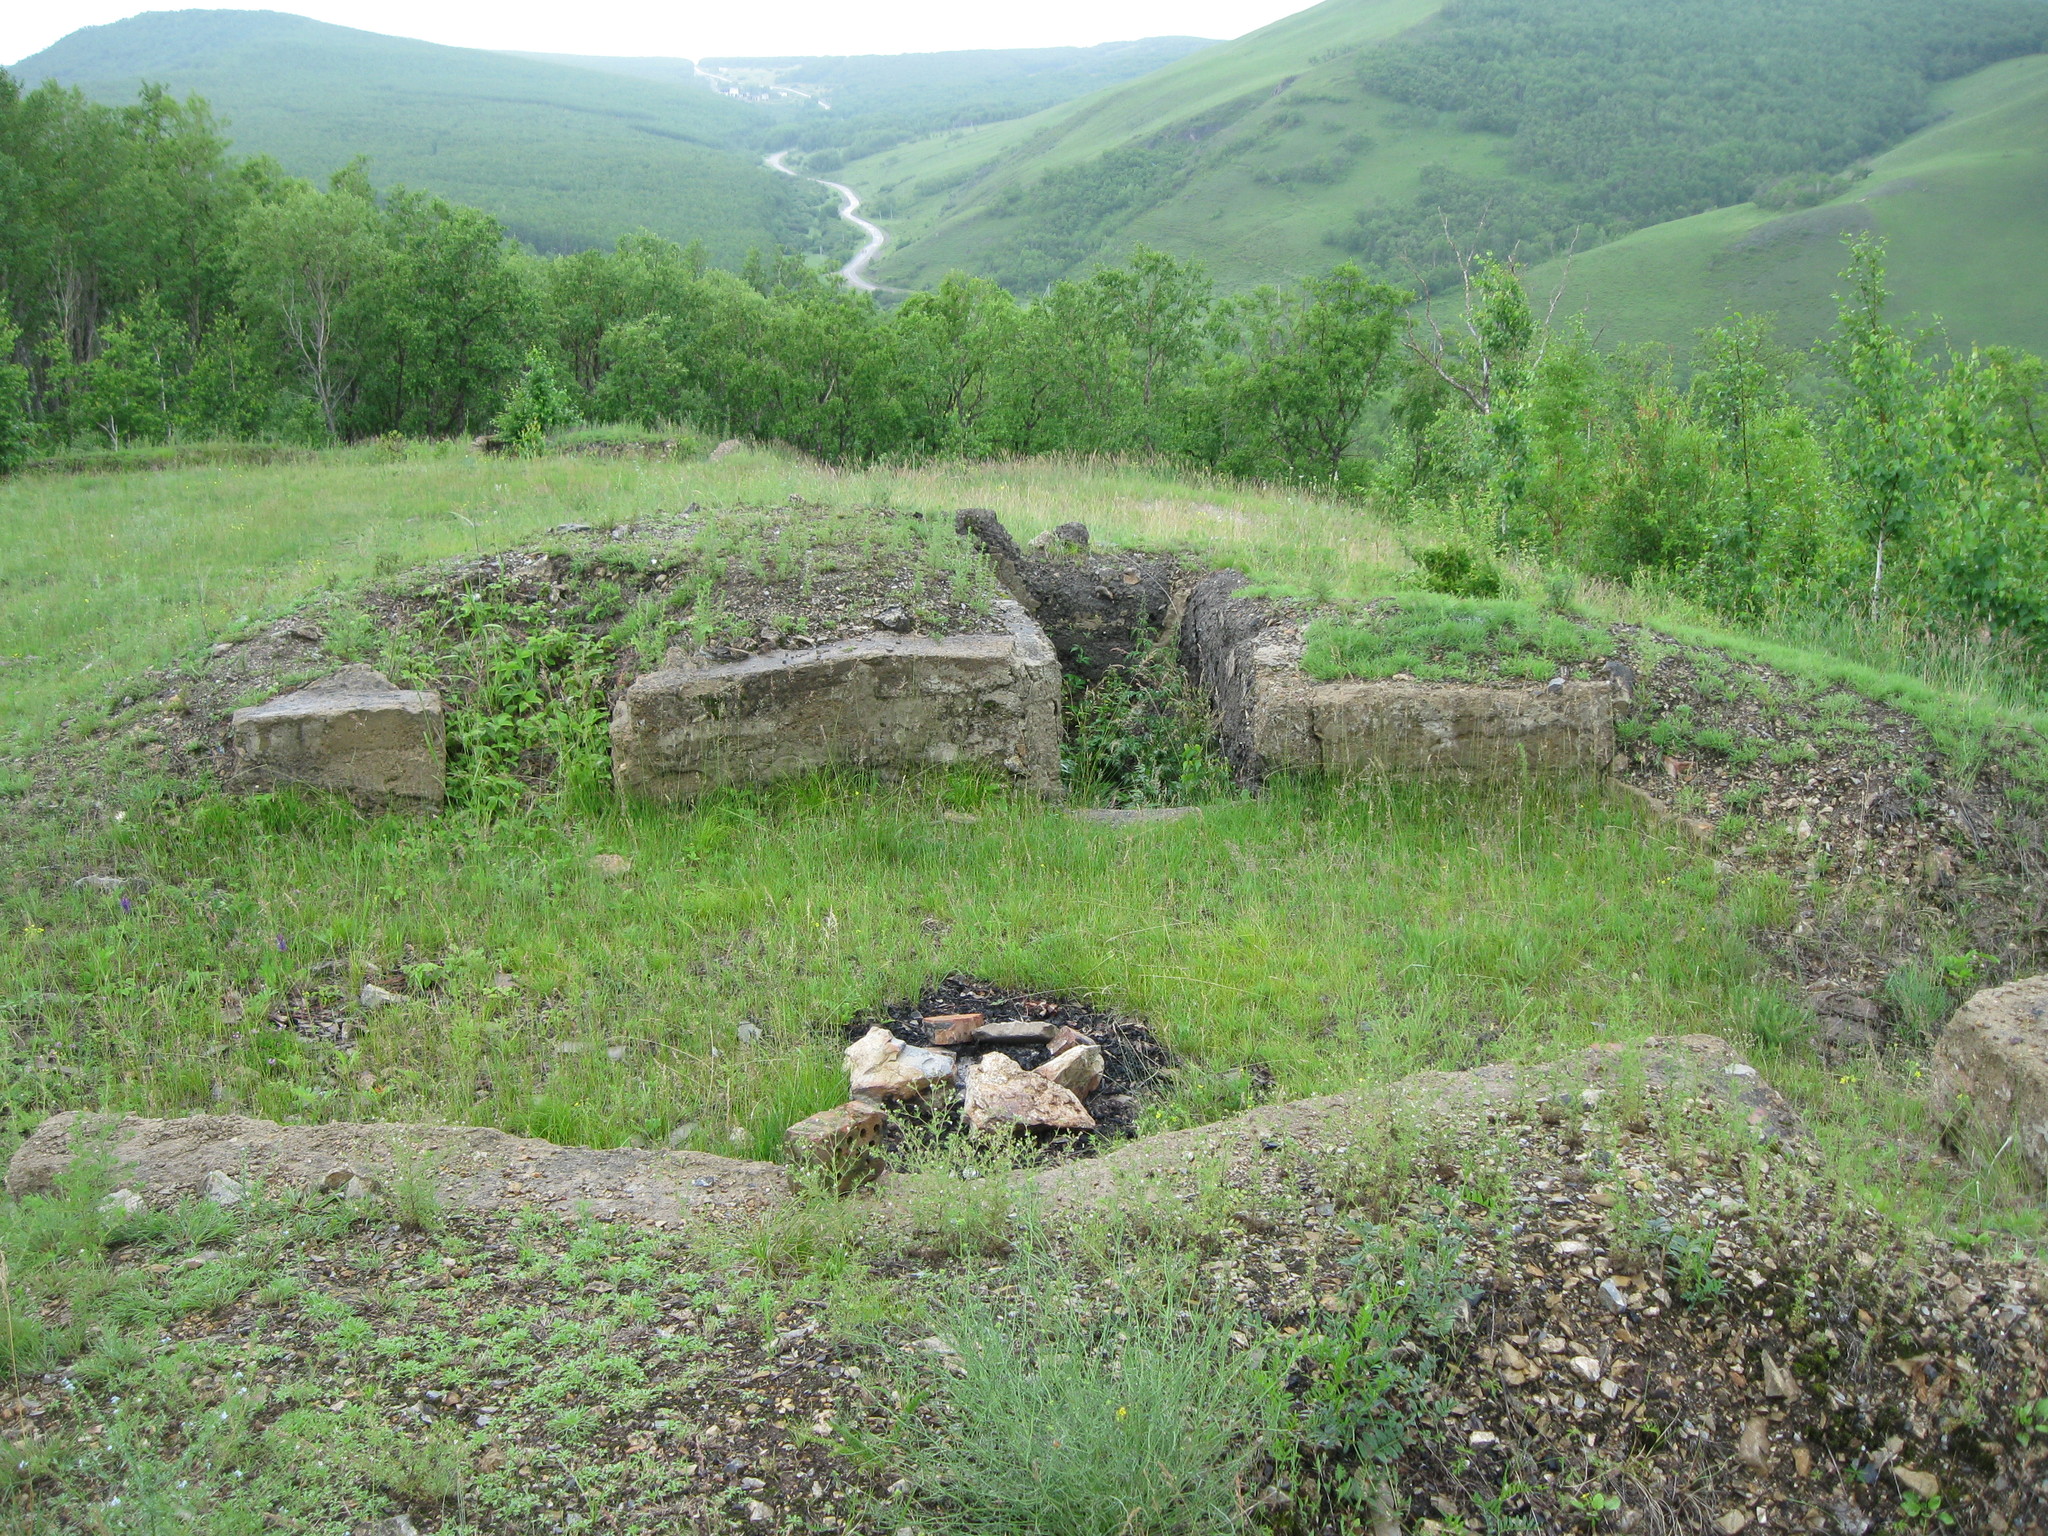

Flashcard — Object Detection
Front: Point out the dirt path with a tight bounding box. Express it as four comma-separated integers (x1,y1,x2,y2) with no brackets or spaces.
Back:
766,149,887,292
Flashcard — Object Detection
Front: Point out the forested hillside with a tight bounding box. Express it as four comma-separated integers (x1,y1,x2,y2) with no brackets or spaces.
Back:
9,10,833,260
1524,52,2048,356
847,0,2048,342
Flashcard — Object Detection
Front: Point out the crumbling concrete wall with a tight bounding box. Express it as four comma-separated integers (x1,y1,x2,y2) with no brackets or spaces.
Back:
8,1111,785,1226
230,664,446,808
611,599,1060,801
1181,572,1615,785
955,510,1178,681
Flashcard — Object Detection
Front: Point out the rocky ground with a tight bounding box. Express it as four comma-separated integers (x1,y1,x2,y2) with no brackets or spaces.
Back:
8,1041,2043,1534
1604,632,2048,1007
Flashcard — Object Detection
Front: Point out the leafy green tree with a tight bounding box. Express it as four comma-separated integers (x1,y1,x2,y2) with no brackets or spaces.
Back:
1207,265,1409,482
361,189,530,436
1690,314,1838,614
892,275,1022,454
1826,237,1932,616
234,176,386,439
63,293,187,449
1913,347,2048,642
0,318,32,471
1092,247,1211,441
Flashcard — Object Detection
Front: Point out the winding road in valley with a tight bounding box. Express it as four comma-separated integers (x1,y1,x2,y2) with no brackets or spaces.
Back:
766,150,887,293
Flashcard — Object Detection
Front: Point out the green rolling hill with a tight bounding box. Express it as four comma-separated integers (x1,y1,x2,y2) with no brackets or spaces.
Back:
8,9,832,261
1527,53,2048,357
841,0,1453,292
844,0,2048,354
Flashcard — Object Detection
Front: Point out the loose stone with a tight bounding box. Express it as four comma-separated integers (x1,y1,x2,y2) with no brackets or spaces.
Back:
961,1052,1094,1132
845,1027,956,1101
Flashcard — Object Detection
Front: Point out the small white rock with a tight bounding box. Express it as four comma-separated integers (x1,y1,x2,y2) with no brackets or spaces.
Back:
202,1170,244,1207
359,983,403,1009
99,1189,146,1217
1568,1355,1603,1384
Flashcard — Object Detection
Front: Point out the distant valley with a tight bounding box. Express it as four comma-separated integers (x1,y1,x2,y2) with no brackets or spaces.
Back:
11,0,2048,352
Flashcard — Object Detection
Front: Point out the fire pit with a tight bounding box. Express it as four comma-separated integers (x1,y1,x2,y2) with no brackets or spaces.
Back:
784,976,1171,1182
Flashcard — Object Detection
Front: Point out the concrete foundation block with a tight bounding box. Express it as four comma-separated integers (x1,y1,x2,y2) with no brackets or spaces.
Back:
230,664,445,808
611,600,1060,801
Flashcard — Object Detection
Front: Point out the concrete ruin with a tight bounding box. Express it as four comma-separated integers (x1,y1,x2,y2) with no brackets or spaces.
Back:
1180,573,1616,785
7,1110,786,1226
230,664,446,808
955,510,1179,682
610,599,1060,802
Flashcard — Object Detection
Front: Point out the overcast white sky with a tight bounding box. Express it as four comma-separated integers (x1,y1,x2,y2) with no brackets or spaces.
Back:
7,0,1306,68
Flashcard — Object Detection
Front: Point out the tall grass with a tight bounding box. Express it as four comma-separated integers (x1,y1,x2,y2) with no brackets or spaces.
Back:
886,1247,1281,1536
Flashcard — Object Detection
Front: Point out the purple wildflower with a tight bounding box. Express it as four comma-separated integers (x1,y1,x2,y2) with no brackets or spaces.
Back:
119,895,133,914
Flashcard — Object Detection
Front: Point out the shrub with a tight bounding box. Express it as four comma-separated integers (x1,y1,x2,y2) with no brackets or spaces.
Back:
1414,542,1505,598
1063,645,1232,807
492,346,579,455
0,319,32,474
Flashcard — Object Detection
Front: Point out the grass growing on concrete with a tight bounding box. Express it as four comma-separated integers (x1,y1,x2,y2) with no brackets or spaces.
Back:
1300,594,1605,683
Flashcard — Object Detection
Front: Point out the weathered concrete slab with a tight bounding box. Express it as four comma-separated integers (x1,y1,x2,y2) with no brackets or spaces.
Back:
1934,974,2048,1180
1023,1035,1798,1213
230,663,445,808
1181,572,1614,785
611,599,1059,801
8,1111,786,1227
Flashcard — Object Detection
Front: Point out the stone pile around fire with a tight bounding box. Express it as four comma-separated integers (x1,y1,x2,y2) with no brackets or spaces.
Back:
783,1009,1113,1182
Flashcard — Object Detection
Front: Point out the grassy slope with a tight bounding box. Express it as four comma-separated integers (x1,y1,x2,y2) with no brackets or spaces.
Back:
845,0,2048,358
9,10,822,261
3,445,2035,1246
1527,54,2048,357
845,0,1488,291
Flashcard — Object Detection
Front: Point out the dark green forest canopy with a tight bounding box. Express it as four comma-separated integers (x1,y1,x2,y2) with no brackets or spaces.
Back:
1338,0,2048,285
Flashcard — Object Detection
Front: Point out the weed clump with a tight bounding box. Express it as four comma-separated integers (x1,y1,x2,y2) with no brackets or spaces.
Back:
1062,641,1231,806
1413,541,1506,598
884,1253,1280,1536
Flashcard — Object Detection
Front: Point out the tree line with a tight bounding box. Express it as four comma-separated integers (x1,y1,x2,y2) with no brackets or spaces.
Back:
3,71,2046,654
